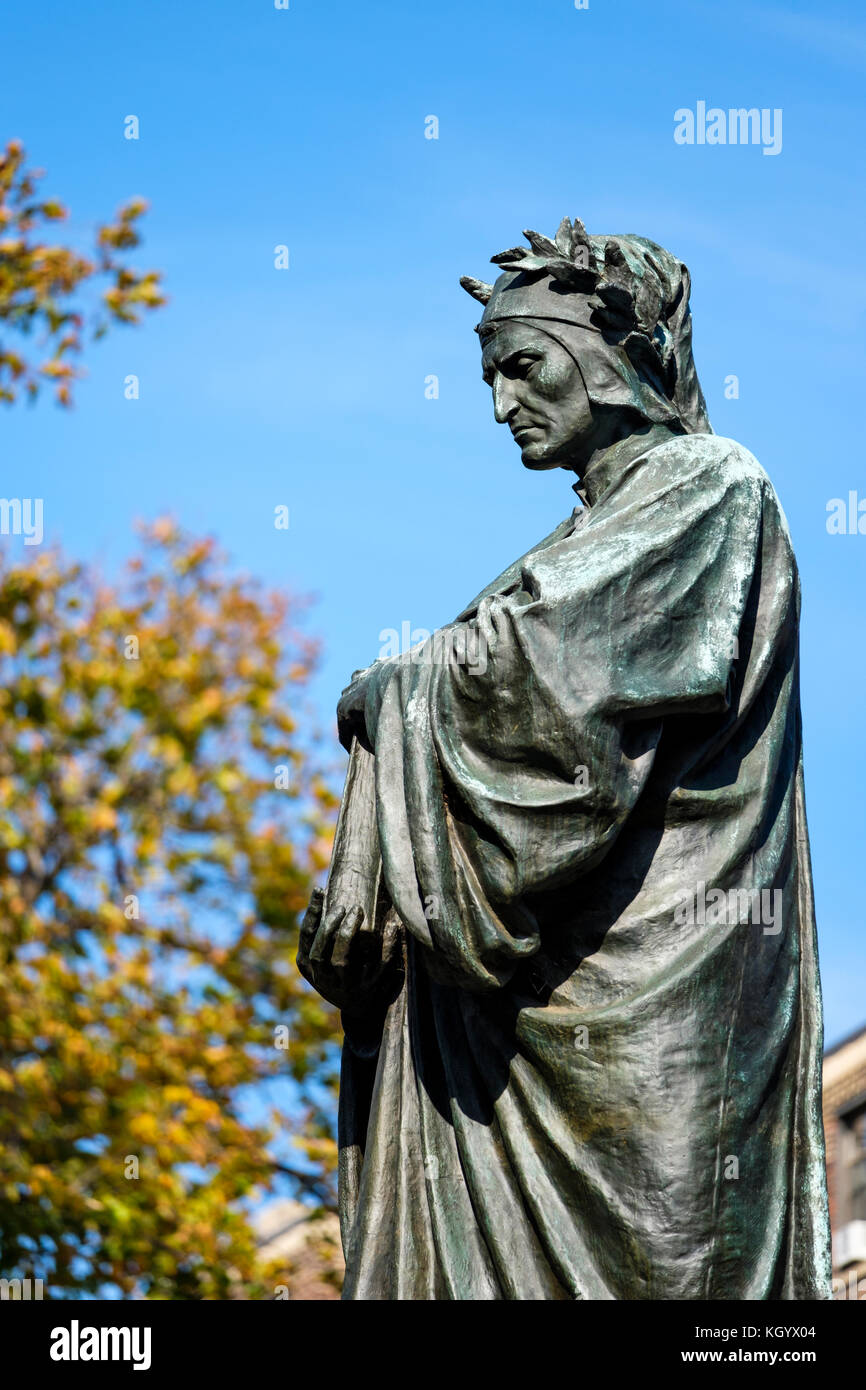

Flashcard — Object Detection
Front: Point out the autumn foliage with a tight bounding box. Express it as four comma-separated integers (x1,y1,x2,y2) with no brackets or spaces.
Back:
0,522,342,1297
0,139,165,406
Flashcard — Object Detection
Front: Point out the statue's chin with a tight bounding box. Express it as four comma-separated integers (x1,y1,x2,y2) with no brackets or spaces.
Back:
520,441,570,472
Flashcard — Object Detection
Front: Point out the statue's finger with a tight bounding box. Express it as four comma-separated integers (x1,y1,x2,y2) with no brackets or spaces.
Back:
309,906,347,964
299,887,325,957
358,903,378,935
332,906,365,967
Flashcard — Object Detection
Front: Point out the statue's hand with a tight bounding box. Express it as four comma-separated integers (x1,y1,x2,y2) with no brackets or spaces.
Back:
297,887,402,1017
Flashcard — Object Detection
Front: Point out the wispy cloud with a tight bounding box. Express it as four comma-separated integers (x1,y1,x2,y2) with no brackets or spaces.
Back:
736,3,866,73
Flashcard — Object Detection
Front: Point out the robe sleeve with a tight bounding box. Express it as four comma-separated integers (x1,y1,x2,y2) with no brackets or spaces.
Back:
361,439,766,990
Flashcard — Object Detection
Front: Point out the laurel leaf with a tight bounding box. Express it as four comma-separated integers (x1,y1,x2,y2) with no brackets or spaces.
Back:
524,229,560,259
490,246,529,266
459,276,494,305
554,217,574,256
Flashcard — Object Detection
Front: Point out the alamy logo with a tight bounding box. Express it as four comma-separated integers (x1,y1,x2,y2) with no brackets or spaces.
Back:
674,882,782,935
0,497,43,545
674,103,782,156
826,492,866,535
49,1320,152,1371
0,1276,43,1299
378,622,487,674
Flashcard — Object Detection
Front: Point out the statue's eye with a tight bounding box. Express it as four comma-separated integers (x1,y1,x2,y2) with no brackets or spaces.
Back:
514,355,539,376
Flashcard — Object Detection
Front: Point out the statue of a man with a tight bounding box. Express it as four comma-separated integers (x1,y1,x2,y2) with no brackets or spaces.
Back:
298,218,832,1300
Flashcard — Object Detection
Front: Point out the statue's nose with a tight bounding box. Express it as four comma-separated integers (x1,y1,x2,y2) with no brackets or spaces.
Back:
492,374,518,425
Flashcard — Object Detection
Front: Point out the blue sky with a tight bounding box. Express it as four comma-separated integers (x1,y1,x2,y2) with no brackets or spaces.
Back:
2,0,864,1046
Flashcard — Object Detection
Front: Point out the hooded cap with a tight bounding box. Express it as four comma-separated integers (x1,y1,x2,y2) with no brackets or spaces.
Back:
462,220,711,435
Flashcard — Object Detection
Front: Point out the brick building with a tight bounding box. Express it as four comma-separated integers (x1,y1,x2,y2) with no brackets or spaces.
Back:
823,1023,866,1298
252,1198,343,1300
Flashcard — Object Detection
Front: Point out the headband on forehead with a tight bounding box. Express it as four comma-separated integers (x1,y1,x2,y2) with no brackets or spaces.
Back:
461,218,711,435
477,312,603,341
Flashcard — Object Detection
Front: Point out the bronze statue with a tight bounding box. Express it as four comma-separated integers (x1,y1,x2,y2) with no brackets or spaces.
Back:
298,218,831,1300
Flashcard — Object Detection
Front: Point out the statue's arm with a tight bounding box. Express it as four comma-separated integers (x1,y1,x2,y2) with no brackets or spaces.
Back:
297,737,403,1018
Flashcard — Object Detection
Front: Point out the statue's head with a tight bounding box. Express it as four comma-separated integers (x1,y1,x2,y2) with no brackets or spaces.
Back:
462,218,710,472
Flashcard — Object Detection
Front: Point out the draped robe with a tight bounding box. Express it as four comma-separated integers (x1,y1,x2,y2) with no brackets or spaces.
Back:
329,432,831,1300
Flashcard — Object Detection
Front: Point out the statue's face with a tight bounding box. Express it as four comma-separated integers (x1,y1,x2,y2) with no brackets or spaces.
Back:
481,321,594,470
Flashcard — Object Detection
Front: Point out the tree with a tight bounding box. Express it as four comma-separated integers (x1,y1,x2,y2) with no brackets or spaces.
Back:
0,521,342,1298
0,139,165,405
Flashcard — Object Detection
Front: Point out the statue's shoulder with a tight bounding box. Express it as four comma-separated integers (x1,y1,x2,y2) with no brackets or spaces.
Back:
646,432,794,553
637,431,776,507
654,431,768,483
667,433,767,483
